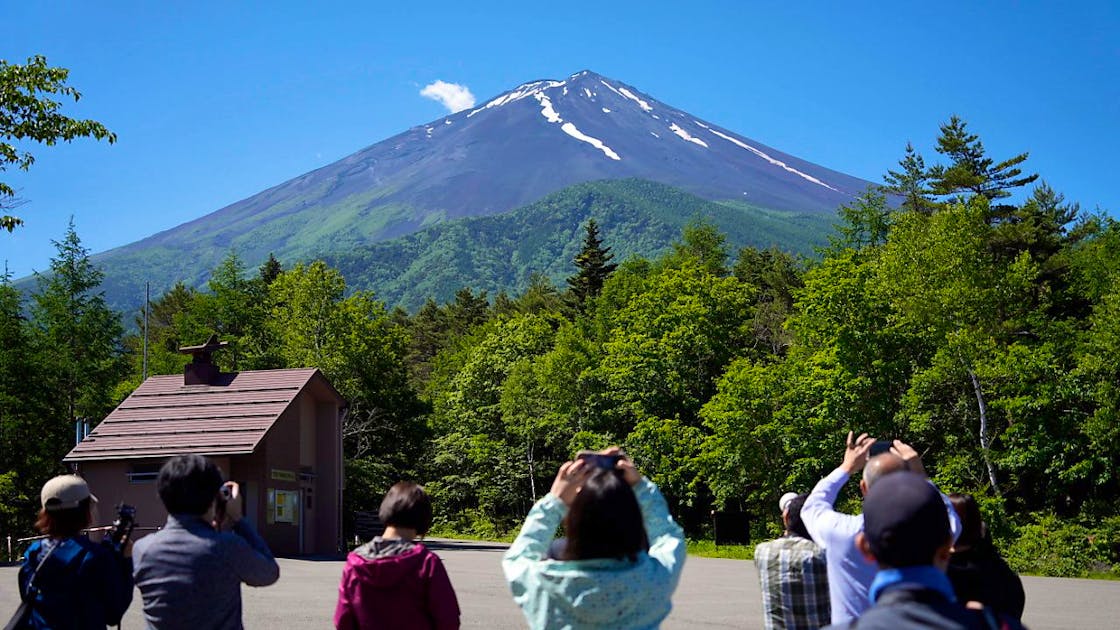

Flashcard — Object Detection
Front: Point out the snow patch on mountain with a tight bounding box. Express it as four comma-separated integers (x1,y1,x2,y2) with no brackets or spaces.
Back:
670,123,708,148
531,92,620,161
534,93,563,123
467,80,565,117
617,86,654,112
561,123,621,160
583,88,593,98
598,80,623,97
707,128,838,191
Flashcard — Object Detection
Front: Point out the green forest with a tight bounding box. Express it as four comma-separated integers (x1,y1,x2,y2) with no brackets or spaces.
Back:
2,117,1119,578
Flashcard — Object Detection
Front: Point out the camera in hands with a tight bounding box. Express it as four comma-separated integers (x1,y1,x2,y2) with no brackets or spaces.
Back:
110,503,136,552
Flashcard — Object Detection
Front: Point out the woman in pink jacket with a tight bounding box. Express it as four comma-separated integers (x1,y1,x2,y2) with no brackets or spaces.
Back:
334,482,460,629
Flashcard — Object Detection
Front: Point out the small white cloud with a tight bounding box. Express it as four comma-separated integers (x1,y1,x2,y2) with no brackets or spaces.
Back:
420,80,476,113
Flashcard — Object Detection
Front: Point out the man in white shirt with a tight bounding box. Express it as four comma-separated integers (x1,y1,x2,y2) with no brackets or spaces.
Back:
801,432,962,625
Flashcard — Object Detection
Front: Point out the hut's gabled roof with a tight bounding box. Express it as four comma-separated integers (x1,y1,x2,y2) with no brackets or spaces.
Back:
64,368,344,462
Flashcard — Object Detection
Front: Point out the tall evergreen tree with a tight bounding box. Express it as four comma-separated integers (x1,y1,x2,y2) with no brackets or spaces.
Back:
883,142,936,214
928,115,1038,202
29,220,125,457
567,219,618,308
258,253,283,285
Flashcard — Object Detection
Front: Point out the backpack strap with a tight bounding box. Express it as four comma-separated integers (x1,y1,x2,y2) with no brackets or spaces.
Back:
22,540,90,600
19,542,60,601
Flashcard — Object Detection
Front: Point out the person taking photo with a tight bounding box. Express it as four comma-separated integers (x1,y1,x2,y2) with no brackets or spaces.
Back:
11,475,133,629
132,454,279,630
502,448,686,629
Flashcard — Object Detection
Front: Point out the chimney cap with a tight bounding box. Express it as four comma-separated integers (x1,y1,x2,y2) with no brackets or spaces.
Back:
178,333,229,355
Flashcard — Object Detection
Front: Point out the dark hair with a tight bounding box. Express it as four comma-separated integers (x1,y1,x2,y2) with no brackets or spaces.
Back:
34,498,92,538
379,482,433,535
561,470,649,562
949,493,984,548
785,494,811,540
157,454,225,515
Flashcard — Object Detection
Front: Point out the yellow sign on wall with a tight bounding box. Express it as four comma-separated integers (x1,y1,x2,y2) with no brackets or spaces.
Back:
266,488,299,524
270,469,297,482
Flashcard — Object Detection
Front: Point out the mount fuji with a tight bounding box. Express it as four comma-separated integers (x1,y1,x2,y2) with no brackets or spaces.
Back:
82,70,877,311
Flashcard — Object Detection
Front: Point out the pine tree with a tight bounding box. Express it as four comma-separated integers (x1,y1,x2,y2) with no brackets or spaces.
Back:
259,253,283,284
883,142,936,214
566,219,618,307
928,115,1038,201
30,220,125,457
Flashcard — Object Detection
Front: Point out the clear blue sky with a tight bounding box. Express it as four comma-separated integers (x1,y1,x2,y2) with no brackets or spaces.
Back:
3,1,1117,278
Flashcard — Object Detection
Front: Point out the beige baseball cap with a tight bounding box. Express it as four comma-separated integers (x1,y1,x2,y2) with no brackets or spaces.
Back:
41,475,97,511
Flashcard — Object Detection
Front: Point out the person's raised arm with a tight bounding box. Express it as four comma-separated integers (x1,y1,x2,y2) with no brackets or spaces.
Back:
502,460,592,583
220,482,280,586
611,450,686,586
802,431,874,547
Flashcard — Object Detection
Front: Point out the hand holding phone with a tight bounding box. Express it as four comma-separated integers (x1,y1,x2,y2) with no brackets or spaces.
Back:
576,451,622,470
869,440,893,456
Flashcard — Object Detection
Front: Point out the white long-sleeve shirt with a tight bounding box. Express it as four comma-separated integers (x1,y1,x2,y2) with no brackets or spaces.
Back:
801,467,962,625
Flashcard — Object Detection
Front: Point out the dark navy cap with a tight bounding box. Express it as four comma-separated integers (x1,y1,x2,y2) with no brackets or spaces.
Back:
862,471,951,567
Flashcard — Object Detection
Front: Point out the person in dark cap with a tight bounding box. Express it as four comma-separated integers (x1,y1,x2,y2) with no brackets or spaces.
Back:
823,472,1027,629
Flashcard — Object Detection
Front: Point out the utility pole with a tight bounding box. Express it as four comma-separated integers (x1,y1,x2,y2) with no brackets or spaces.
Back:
142,281,150,380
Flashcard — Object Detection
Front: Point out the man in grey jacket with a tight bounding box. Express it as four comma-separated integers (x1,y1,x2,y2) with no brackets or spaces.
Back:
133,454,280,629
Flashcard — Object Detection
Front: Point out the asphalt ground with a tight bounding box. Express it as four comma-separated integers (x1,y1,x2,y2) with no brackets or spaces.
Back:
2,539,1118,629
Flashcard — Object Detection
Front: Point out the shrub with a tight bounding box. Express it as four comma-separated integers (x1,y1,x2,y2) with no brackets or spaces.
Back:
1003,513,1120,578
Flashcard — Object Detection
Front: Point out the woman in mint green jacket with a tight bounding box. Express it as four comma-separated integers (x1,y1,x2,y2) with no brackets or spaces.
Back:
501,448,686,630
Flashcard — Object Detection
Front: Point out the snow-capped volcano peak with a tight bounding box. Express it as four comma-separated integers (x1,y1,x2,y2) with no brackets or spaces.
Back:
448,70,849,196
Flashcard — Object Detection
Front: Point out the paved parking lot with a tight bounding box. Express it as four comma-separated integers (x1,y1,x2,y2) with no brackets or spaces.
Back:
2,539,1118,628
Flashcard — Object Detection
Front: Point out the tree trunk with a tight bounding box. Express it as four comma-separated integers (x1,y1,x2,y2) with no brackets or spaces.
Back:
969,370,1001,496
527,439,537,501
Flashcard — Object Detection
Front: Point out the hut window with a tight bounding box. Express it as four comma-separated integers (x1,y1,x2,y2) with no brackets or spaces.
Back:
128,463,161,483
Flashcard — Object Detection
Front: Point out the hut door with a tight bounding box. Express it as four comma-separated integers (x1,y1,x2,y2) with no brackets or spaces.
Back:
300,478,315,554
243,481,258,527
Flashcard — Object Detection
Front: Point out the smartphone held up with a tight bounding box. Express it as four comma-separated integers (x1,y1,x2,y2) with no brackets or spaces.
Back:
576,451,623,470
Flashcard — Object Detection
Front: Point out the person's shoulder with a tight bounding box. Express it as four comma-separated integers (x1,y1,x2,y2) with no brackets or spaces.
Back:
23,538,43,558
783,535,826,555
414,544,448,567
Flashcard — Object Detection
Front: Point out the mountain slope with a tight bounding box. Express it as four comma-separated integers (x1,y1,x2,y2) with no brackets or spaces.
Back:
70,69,873,311
322,179,834,310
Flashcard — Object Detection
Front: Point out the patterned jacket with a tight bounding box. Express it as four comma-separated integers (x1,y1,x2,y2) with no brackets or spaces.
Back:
502,478,686,629
754,535,830,630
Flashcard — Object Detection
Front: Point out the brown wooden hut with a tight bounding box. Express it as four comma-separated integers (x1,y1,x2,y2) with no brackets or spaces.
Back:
64,342,346,556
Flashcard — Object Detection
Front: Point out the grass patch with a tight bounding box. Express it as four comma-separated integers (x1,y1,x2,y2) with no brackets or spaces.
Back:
425,530,754,561
686,539,754,560
426,527,516,544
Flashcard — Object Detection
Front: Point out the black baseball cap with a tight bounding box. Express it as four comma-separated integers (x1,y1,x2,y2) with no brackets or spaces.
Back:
862,471,950,567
